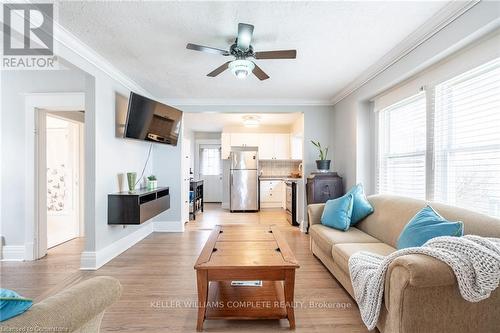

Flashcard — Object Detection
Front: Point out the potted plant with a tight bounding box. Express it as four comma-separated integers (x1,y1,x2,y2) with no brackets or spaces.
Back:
147,175,158,190
311,140,331,171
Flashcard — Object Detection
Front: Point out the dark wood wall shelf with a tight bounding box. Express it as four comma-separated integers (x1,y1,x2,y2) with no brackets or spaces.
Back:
108,187,170,225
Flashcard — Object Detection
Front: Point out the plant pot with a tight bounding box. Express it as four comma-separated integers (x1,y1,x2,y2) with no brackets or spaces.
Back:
316,160,331,171
147,180,158,190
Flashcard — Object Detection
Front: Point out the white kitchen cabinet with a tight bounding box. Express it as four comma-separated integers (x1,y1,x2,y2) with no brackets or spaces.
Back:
273,134,290,160
290,134,303,160
258,133,290,160
221,133,231,159
222,132,293,160
230,133,259,147
258,134,275,159
260,180,285,208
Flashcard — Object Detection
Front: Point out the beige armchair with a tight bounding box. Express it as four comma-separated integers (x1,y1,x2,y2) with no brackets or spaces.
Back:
0,276,122,333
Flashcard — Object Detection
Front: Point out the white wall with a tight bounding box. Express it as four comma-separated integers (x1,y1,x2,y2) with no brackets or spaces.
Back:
0,22,157,266
1,69,86,249
331,1,500,194
153,105,333,230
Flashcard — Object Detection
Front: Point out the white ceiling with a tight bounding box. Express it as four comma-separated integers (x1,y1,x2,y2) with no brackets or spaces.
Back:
57,1,449,103
184,112,302,132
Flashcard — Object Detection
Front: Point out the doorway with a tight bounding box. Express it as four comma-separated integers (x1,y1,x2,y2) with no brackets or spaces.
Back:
199,144,222,202
45,113,84,248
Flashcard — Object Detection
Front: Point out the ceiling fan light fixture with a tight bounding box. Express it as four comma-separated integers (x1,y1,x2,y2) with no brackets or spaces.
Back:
243,115,260,128
229,59,255,79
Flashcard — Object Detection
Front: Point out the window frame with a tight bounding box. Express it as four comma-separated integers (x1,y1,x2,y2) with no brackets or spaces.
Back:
375,57,500,217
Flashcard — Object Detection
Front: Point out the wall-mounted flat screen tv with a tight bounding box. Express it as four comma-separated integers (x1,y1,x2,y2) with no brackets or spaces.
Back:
124,92,182,146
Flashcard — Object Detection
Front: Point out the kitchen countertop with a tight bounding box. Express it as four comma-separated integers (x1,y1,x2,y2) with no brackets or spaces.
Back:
259,176,303,181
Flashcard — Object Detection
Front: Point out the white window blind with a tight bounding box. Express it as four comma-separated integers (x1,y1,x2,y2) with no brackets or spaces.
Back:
434,58,500,217
378,92,426,199
200,146,221,176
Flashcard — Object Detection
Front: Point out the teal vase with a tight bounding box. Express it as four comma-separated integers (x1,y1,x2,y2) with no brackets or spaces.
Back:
127,172,137,192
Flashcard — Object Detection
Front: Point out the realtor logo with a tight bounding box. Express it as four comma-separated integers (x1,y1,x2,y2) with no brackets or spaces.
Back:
2,3,57,69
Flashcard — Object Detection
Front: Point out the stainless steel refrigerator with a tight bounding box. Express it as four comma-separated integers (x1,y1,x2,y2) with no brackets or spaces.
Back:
230,147,259,212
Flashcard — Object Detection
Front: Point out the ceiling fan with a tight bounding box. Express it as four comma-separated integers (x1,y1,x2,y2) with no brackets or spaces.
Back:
186,23,296,81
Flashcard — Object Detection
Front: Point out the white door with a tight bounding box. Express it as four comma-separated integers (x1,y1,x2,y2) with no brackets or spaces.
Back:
199,144,223,202
181,136,191,223
46,115,81,249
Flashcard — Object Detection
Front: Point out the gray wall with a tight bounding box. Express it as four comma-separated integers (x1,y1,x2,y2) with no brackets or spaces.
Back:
330,1,500,194
153,105,334,228
1,69,86,246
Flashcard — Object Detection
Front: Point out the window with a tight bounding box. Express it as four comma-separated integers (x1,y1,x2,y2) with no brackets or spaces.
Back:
199,146,221,176
376,58,500,217
378,92,426,199
434,58,500,217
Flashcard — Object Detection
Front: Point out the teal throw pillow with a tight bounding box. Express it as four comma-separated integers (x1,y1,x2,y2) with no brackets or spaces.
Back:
346,183,374,225
321,193,354,231
0,289,33,322
397,205,463,249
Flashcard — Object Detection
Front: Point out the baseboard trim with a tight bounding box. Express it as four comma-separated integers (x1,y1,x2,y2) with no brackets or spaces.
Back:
153,221,184,232
1,245,25,261
80,223,153,270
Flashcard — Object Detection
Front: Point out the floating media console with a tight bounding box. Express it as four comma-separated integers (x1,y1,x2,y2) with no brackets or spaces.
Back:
108,187,170,225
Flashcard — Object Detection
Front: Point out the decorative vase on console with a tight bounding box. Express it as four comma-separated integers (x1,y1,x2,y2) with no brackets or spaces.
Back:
311,140,331,172
127,172,137,192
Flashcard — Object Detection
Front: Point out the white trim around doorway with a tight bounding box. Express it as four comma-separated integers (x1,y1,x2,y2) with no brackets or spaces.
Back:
24,93,85,261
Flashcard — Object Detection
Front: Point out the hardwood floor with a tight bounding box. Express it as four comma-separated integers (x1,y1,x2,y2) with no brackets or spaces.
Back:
0,204,372,333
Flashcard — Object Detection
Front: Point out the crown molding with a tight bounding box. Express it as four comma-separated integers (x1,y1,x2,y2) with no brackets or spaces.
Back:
330,0,479,105
5,0,151,97
162,98,334,107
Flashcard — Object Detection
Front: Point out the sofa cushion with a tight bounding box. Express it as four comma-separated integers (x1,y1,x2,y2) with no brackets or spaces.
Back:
310,224,380,254
397,205,463,249
332,242,396,274
321,193,354,231
346,183,374,225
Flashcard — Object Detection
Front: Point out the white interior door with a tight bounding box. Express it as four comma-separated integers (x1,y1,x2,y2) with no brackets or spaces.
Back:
46,115,80,249
199,144,222,202
181,136,191,223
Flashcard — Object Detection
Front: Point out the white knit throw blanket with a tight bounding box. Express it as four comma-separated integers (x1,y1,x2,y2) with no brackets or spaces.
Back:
348,235,500,330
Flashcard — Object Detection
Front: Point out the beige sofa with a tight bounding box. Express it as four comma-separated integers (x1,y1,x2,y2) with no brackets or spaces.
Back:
308,194,500,333
0,276,122,332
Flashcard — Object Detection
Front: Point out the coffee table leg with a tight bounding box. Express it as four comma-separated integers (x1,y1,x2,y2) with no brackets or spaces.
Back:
196,270,208,331
284,269,296,329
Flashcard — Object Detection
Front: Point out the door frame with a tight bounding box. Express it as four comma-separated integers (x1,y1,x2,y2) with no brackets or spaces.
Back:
194,139,221,179
45,112,85,248
24,93,85,260
195,139,222,203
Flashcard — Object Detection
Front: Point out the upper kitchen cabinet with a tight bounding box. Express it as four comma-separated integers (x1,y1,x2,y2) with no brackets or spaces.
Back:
273,134,291,160
230,133,260,147
259,133,290,160
290,134,303,160
221,132,294,160
258,133,275,159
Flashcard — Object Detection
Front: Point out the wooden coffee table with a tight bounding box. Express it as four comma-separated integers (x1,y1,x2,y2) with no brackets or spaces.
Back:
194,225,299,331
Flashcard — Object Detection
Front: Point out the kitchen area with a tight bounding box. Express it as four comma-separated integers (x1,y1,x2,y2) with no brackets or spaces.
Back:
183,112,305,228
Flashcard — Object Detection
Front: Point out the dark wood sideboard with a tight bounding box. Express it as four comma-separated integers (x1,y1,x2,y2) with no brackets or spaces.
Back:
108,187,170,225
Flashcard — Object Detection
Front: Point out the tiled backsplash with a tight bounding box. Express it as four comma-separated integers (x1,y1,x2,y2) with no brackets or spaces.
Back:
259,160,302,177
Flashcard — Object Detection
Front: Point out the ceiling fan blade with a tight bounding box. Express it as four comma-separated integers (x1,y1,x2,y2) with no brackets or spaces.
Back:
207,61,231,77
236,23,254,51
254,50,297,59
186,43,229,56
252,63,270,81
